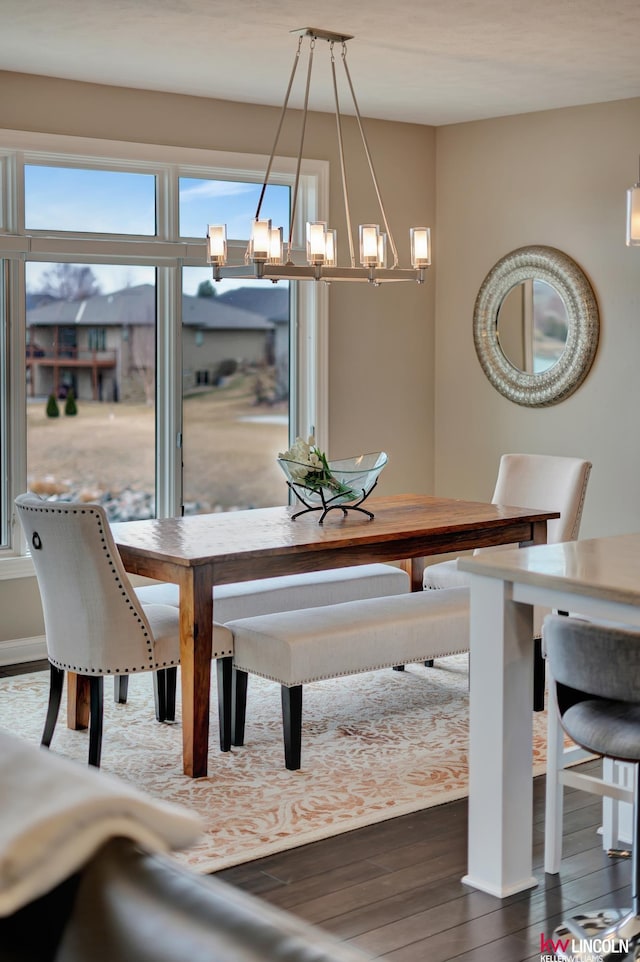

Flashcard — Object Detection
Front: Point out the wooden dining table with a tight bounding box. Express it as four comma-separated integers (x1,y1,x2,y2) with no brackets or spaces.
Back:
96,493,558,777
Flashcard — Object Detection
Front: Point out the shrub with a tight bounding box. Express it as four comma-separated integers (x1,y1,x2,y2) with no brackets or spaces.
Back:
46,394,60,418
64,389,77,416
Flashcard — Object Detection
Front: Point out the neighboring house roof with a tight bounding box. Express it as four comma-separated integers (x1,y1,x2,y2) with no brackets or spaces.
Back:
216,286,289,323
182,294,273,331
26,284,276,332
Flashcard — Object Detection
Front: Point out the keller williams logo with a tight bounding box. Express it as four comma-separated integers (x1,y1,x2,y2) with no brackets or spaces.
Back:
540,931,630,960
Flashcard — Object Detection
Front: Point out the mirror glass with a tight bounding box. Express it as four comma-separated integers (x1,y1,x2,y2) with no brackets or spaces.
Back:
473,246,599,407
497,279,569,374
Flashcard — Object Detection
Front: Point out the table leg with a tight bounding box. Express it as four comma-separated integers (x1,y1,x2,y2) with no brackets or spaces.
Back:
464,573,538,897
399,557,425,592
66,672,90,730
179,566,214,777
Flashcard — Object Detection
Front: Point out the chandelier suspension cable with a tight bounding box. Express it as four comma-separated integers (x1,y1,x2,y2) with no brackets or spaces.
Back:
330,41,356,269
253,34,304,258
340,43,399,268
285,35,316,262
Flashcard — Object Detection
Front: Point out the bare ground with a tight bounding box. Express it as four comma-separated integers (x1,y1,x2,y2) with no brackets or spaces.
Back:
27,378,289,512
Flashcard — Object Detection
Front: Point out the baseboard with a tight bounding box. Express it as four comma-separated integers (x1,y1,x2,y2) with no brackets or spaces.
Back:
0,635,46,666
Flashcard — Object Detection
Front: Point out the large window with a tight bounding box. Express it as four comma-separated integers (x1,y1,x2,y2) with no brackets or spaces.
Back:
0,133,328,556
25,263,158,519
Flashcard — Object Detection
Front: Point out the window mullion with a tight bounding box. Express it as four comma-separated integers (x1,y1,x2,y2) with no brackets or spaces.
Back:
7,257,27,553
156,263,182,519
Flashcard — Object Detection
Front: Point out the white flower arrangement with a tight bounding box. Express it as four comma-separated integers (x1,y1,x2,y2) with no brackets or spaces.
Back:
278,436,354,497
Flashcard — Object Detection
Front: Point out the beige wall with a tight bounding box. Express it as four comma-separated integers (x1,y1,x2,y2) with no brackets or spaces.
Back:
6,74,638,648
434,96,640,539
0,71,435,646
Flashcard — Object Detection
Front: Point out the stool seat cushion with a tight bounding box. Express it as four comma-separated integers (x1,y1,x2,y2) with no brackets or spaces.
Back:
561,699,640,762
227,587,470,686
136,563,409,623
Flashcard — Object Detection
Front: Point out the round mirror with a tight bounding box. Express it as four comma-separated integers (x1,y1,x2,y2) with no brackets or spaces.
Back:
497,279,569,374
474,246,599,407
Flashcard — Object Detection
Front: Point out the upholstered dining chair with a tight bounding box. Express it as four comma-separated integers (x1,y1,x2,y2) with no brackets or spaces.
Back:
15,494,190,767
543,614,640,958
423,453,592,708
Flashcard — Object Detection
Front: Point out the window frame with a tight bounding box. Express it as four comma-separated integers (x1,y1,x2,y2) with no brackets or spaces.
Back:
0,128,328,569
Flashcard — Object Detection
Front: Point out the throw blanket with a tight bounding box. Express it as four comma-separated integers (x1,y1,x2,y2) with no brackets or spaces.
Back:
0,730,202,915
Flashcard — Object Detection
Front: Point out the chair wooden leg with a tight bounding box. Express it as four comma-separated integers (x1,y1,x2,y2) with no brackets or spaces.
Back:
153,669,168,722
231,669,248,747
216,657,232,752
281,685,303,771
88,676,104,768
165,666,177,722
114,676,129,704
41,664,64,748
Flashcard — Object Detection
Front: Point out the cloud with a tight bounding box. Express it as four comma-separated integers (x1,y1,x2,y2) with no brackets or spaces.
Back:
179,180,256,203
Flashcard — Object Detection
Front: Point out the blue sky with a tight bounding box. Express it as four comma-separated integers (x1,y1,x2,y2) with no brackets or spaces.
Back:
24,165,290,295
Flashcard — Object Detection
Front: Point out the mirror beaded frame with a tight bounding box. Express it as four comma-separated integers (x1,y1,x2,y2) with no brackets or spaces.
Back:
473,245,599,407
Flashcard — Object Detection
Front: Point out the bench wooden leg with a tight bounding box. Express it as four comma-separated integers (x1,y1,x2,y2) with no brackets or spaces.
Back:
165,666,177,722
281,685,303,771
231,668,248,747
114,676,129,704
217,657,233,752
153,669,168,722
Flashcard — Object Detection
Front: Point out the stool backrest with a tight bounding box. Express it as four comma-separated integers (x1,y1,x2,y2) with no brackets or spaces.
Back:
545,614,640,704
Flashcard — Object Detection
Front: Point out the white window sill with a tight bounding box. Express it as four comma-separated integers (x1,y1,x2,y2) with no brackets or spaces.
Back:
0,556,36,580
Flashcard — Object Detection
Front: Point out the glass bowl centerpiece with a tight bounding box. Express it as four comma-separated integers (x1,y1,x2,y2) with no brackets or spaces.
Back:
278,436,387,522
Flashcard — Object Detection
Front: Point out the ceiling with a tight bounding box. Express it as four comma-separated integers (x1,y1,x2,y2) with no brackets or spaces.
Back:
2,0,640,126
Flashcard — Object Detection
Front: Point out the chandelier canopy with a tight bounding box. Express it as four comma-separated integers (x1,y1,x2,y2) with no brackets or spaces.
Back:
207,27,431,285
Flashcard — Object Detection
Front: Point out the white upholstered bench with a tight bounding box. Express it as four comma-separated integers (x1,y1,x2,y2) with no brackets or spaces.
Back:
223,586,470,770
135,562,410,621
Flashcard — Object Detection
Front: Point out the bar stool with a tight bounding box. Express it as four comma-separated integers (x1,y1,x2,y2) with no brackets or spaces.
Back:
544,614,640,962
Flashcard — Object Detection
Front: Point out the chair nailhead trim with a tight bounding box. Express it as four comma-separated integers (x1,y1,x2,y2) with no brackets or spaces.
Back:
20,501,176,675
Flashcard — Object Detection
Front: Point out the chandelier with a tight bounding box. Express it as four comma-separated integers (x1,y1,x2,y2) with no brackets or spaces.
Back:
207,27,431,285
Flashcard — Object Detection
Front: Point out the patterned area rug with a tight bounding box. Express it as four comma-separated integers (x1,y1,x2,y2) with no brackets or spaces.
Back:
0,657,550,873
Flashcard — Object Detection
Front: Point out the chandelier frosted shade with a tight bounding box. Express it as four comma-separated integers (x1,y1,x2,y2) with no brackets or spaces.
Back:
627,185,640,246
626,155,640,246
410,228,431,268
268,226,283,264
207,28,431,286
207,224,227,266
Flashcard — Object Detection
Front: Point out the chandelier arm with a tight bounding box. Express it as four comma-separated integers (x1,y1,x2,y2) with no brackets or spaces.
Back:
341,46,400,268
330,43,356,268
254,35,303,227
286,37,315,261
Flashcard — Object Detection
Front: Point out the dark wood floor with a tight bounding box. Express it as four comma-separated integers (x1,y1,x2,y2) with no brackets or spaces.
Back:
217,758,631,961
9,661,630,961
